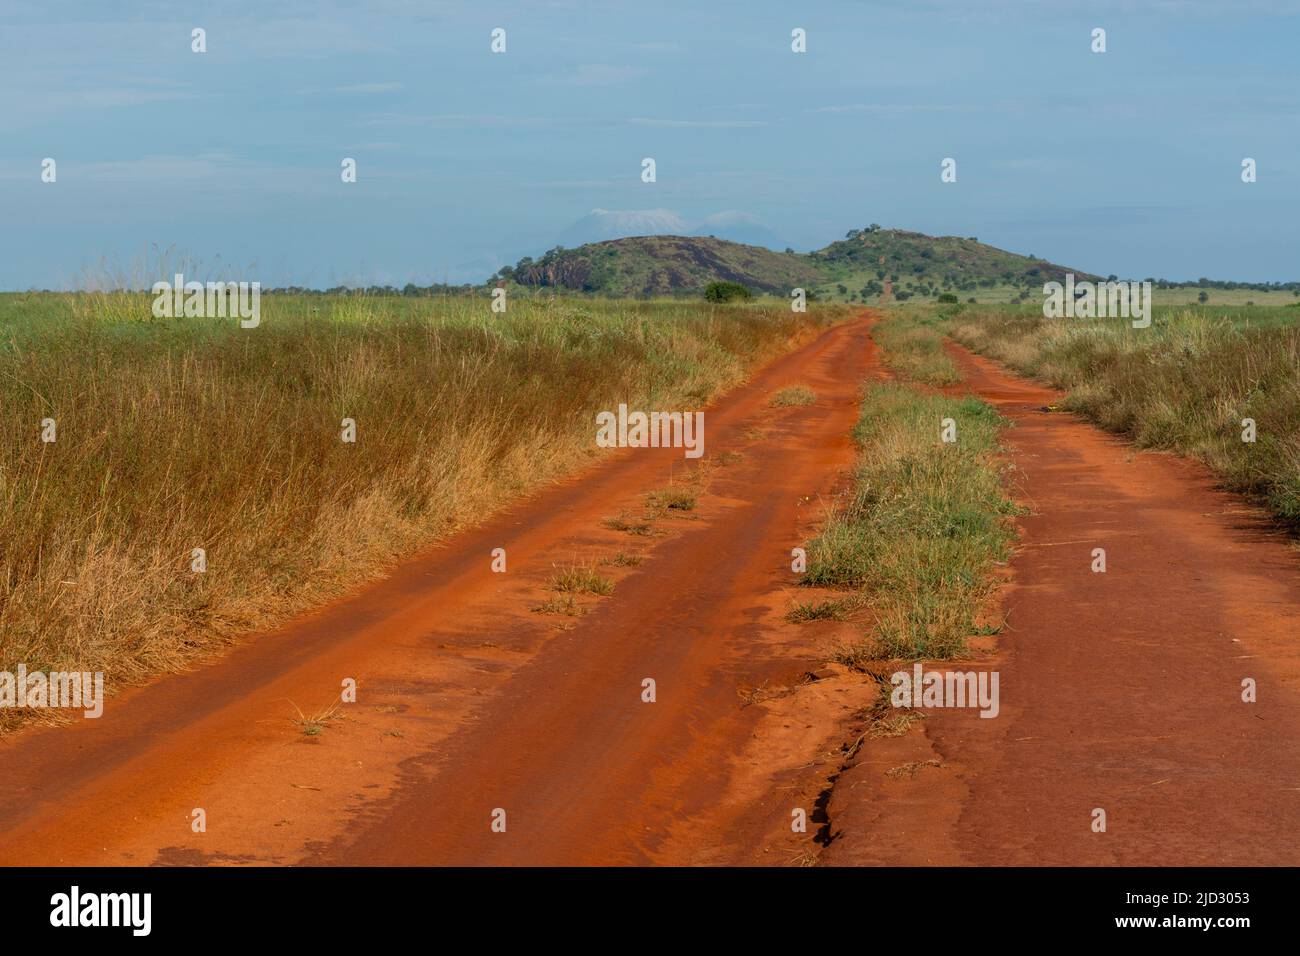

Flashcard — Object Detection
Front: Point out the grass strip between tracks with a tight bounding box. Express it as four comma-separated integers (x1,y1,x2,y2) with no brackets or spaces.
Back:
805,380,1019,662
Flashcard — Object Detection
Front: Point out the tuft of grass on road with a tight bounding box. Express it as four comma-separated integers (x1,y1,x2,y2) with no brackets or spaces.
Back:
532,594,586,617
769,384,817,407
603,512,656,536
291,699,342,738
804,383,1018,660
547,563,615,596
645,486,697,511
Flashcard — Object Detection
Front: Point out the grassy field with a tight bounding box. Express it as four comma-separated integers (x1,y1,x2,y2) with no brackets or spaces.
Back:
939,301,1300,522
0,291,849,727
1153,287,1300,308
822,284,1300,309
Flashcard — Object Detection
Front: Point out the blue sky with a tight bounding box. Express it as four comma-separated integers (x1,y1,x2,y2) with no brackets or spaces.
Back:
2,0,1298,289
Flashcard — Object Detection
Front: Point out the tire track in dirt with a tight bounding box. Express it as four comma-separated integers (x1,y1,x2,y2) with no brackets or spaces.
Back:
823,341,1300,866
0,314,878,866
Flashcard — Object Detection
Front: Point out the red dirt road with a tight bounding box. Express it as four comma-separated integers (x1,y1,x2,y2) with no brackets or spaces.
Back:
5,318,1300,867
823,343,1300,866
0,315,878,866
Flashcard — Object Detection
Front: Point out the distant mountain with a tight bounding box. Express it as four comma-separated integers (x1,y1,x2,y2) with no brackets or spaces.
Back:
492,226,1100,300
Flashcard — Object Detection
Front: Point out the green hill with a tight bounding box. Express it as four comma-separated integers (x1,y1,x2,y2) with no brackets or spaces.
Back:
811,227,1100,303
491,227,1100,302
495,236,823,297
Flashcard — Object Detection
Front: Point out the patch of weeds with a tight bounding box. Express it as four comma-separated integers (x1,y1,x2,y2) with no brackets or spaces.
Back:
646,486,697,511
787,598,851,623
770,384,817,407
291,699,343,738
532,594,587,616
603,512,655,536
828,640,877,670
548,564,615,596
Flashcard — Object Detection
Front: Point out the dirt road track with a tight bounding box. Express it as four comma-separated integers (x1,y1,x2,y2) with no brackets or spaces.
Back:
823,343,1300,865
6,317,1300,867
0,315,877,866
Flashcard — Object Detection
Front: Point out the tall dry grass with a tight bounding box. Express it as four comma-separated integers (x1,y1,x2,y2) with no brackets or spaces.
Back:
0,292,848,727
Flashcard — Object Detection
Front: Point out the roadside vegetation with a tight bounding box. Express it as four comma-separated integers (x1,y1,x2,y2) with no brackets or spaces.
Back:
944,303,1300,522
804,383,1019,662
0,291,851,726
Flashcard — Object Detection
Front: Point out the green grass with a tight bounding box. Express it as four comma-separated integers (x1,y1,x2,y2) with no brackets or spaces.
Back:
805,383,1018,661
0,290,852,729
943,303,1300,521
